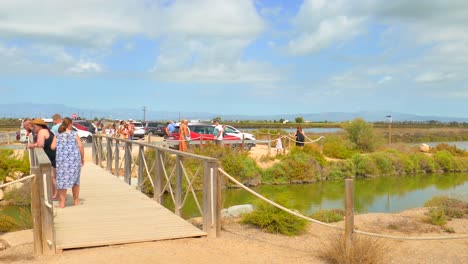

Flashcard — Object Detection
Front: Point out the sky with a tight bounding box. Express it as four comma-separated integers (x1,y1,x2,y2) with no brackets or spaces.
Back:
0,0,467,118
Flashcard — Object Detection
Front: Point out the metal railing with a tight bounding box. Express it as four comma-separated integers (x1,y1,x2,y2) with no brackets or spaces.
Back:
0,132,16,144
92,134,222,237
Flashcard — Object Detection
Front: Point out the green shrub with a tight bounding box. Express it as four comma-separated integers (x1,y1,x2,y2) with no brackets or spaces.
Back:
241,203,308,236
424,196,467,219
433,151,456,172
370,152,395,176
344,118,380,152
432,143,468,157
425,207,447,226
221,151,262,185
322,135,356,159
0,207,32,232
310,209,344,223
327,160,355,180
0,149,30,182
410,153,436,173
352,154,379,177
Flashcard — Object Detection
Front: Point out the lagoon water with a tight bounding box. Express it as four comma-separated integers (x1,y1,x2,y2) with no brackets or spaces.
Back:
167,172,468,218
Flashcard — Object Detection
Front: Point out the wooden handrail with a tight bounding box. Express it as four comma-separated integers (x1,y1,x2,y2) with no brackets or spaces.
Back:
92,134,221,237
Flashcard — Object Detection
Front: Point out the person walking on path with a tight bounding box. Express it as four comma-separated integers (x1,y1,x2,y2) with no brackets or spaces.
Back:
213,119,223,146
295,126,305,147
51,113,62,135
51,117,84,208
28,118,58,199
128,119,135,140
179,119,190,152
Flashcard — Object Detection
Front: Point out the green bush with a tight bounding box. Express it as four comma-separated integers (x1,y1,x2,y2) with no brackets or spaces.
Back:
424,196,467,219
370,152,394,176
263,145,327,183
0,149,30,182
433,151,456,172
327,160,355,180
410,153,436,173
241,203,308,236
310,209,344,223
425,207,447,226
344,118,380,152
322,135,356,159
432,143,468,157
221,151,262,185
0,207,32,232
352,154,379,177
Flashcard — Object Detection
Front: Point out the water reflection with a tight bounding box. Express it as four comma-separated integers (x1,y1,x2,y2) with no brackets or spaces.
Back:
167,172,468,218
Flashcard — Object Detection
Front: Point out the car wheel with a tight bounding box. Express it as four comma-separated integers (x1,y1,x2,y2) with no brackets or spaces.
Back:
81,137,88,143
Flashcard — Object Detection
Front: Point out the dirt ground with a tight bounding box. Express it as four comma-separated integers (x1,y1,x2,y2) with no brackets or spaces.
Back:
1,208,467,264
2,138,468,263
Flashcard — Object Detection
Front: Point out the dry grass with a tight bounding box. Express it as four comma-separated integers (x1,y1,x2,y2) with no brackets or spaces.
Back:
318,234,391,264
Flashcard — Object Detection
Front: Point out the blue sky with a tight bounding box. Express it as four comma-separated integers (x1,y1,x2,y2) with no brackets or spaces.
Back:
0,0,467,118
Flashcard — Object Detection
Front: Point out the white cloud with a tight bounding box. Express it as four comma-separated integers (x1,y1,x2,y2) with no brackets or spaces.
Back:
287,0,368,55
414,72,456,83
67,61,103,74
378,76,392,84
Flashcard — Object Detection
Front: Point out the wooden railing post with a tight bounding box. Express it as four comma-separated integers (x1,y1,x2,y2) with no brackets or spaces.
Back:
175,155,182,216
267,134,271,155
114,140,120,177
97,137,103,167
30,165,43,255
106,138,112,171
154,149,164,204
138,145,144,192
345,179,355,259
37,153,55,255
92,135,97,164
203,160,219,237
124,141,131,185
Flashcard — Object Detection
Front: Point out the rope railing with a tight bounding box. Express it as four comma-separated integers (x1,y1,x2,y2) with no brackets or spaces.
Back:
0,174,36,188
218,168,343,230
219,168,468,241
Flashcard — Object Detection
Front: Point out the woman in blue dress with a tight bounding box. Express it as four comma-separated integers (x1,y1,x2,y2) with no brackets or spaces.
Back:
51,117,84,208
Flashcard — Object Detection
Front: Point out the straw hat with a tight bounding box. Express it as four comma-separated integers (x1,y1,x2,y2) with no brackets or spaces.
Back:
32,118,47,126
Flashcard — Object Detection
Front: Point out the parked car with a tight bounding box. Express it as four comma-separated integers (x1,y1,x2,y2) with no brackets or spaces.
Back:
43,118,92,143
165,123,256,150
144,122,166,137
18,119,29,143
132,121,145,139
73,120,96,133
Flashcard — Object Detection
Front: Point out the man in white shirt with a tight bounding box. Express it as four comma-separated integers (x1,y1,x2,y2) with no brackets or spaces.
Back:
214,120,223,145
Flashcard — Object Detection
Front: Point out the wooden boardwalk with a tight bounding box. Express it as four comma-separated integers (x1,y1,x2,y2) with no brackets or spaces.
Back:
53,163,206,250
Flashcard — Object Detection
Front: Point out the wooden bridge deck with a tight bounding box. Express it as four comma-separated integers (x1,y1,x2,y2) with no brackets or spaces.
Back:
53,163,206,250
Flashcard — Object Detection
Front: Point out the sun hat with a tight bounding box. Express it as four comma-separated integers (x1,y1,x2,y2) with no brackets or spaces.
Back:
32,118,47,126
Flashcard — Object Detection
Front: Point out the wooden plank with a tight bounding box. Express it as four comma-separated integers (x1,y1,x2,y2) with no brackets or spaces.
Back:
53,163,206,250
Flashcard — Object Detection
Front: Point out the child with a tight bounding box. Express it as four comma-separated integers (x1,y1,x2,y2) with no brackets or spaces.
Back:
276,133,283,154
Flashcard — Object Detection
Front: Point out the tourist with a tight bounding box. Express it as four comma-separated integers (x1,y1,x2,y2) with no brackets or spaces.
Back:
276,133,283,154
51,113,62,135
179,119,190,152
214,119,223,145
28,118,57,199
295,126,305,147
23,118,36,142
128,119,135,140
167,120,176,136
51,117,84,208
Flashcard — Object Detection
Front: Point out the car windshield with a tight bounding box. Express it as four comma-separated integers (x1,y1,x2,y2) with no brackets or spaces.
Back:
132,122,143,128
189,125,215,134
224,126,239,133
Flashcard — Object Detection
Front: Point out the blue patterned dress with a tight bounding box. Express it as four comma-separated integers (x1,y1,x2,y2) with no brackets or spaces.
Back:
56,130,81,189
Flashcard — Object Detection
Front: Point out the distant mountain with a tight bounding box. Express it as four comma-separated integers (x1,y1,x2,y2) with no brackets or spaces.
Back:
0,103,466,122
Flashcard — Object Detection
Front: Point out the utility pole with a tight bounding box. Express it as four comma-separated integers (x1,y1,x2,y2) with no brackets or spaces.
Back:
142,106,146,122
386,115,392,145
